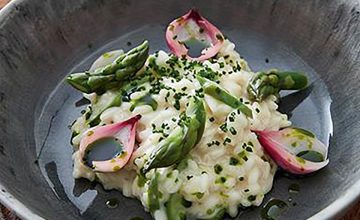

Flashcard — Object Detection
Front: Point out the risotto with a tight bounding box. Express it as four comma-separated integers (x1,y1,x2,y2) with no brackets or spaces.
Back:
66,9,329,220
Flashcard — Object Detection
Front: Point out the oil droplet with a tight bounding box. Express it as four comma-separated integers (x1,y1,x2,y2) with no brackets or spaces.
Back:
288,183,300,194
106,198,119,209
261,199,288,220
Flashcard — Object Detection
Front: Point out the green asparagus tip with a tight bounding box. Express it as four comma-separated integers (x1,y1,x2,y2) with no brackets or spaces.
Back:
66,75,91,93
247,70,309,102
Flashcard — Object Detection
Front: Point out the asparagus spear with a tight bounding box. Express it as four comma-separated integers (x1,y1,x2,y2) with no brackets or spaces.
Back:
121,75,152,94
148,172,161,214
129,93,158,112
86,75,153,126
166,193,187,220
87,90,122,126
197,75,253,118
175,156,190,171
247,69,308,102
143,97,205,172
67,41,149,94
186,96,206,143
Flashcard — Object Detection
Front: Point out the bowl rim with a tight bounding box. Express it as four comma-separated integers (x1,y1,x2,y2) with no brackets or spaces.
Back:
0,0,359,219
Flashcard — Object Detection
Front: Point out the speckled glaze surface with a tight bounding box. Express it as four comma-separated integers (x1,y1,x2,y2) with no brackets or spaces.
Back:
0,0,359,219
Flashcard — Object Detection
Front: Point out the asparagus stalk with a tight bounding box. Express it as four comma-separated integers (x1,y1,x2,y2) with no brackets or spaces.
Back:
129,93,158,112
197,75,253,118
166,193,187,220
143,97,205,172
87,91,123,126
86,75,153,126
145,126,186,171
247,69,308,102
67,41,149,94
186,96,206,143
148,172,161,214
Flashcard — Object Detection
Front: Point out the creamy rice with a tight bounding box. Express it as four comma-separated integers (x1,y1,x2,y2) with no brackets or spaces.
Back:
71,40,290,219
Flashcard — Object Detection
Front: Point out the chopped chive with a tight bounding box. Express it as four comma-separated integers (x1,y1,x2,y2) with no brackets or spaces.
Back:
223,137,231,145
220,177,226,183
214,164,223,174
192,192,204,199
220,123,228,132
229,127,237,135
248,195,256,201
246,146,253,152
229,157,239,166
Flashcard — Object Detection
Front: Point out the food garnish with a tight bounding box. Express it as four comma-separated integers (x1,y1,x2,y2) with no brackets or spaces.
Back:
79,115,141,172
255,128,329,174
166,9,224,61
67,41,149,94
